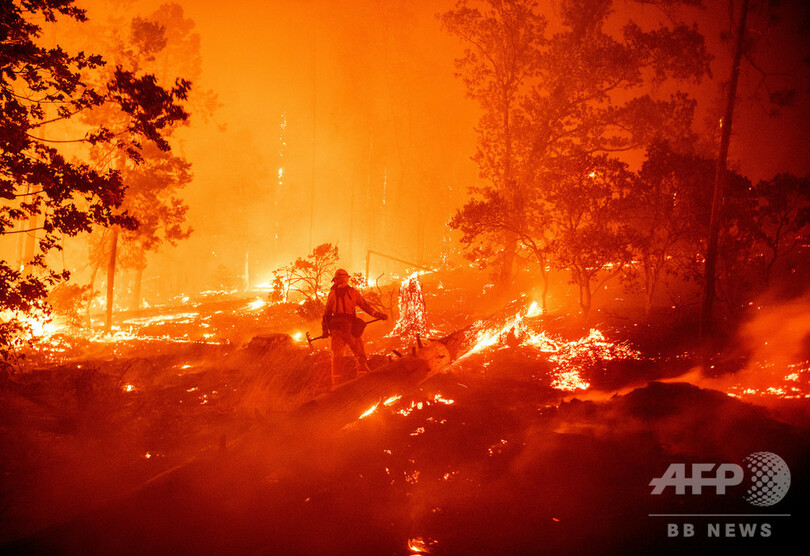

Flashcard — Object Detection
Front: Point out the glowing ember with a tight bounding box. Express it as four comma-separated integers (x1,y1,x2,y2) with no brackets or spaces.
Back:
359,402,380,420
408,537,433,554
391,273,429,342
726,359,810,400
487,439,509,456
432,393,454,405
550,370,590,391
454,302,641,392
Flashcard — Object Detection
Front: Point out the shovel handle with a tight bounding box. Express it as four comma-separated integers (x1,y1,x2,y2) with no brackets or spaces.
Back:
306,331,328,349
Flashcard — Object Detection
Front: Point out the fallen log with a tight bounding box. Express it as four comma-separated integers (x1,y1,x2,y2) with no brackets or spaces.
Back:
289,333,458,436
282,300,531,437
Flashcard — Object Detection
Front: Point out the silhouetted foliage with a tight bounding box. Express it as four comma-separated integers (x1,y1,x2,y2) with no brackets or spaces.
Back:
443,0,710,309
544,153,635,315
271,243,340,303
623,142,713,314
81,4,197,322
0,0,189,363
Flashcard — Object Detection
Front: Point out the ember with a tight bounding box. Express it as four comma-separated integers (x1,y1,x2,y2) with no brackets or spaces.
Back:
391,273,430,342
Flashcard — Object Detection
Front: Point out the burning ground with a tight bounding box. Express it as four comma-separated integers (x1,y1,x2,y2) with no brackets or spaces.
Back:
1,269,809,555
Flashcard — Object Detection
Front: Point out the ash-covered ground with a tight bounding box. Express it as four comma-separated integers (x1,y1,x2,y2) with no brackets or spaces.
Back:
1,268,808,555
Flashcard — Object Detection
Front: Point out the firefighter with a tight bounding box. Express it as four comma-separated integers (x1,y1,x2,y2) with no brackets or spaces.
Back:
321,268,388,389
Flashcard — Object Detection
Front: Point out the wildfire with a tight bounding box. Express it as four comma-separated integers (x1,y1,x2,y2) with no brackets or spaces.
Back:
2,309,61,339
725,359,810,400
408,537,437,554
246,298,267,311
454,302,641,392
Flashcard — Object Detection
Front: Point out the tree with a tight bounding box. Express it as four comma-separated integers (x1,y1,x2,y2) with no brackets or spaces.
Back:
78,6,195,328
715,172,809,311
711,170,758,315
443,0,711,299
440,0,544,291
0,0,189,363
117,142,192,309
271,243,340,303
747,174,810,285
449,182,553,310
544,153,634,315
701,0,750,338
700,0,810,335
624,142,713,314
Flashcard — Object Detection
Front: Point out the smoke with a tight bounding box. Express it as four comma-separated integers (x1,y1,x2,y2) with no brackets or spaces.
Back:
738,291,810,377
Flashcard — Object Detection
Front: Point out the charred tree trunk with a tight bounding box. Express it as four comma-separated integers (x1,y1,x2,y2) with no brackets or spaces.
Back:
644,257,656,317
539,257,549,312
104,225,119,334
22,213,37,274
86,259,100,327
498,232,517,294
579,280,592,317
701,0,749,340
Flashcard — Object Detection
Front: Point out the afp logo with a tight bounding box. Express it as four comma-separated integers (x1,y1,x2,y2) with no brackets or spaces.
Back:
650,452,791,507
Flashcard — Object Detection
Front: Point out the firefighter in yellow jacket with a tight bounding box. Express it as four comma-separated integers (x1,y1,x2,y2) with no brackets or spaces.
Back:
322,268,387,389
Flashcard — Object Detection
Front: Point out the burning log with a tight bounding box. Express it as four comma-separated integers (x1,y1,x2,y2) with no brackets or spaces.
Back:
288,330,467,436
391,272,429,342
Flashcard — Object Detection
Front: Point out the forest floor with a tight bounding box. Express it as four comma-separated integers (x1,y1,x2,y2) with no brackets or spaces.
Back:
1,267,808,555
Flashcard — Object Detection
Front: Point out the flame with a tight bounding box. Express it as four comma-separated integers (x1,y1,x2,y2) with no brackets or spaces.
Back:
359,402,380,419
2,309,62,339
407,537,435,554
454,301,642,392
526,301,542,317
247,298,266,311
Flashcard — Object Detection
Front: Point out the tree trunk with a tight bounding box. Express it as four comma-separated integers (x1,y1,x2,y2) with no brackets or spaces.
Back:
22,213,37,274
580,284,592,317
577,268,592,317
498,232,517,294
104,225,119,334
540,257,549,312
701,0,749,339
644,258,655,317
132,265,145,311
86,260,100,327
